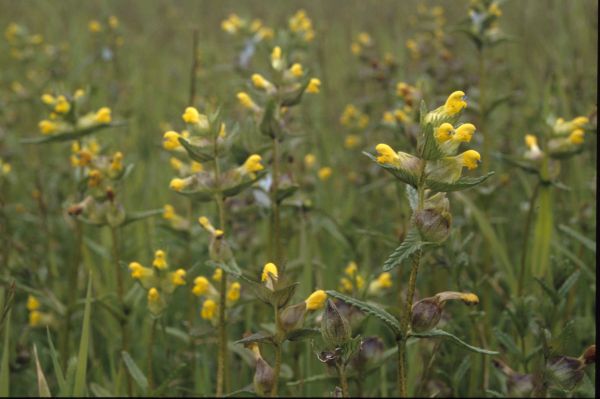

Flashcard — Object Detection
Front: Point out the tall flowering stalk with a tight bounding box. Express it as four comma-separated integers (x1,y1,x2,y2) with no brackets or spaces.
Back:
164,105,265,396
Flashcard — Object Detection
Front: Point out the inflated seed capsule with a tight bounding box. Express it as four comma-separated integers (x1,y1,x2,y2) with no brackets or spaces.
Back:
411,297,442,333
351,336,384,371
279,302,308,333
321,299,351,347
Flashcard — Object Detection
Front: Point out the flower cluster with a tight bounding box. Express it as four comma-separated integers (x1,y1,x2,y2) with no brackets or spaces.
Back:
381,82,422,129
129,249,186,316
349,31,397,83
338,261,392,296
288,9,315,42
405,5,451,62
88,15,124,48
26,295,53,328
161,203,190,231
220,13,274,41
466,0,505,49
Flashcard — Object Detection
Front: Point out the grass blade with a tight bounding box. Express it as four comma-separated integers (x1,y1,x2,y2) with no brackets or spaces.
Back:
122,351,149,393
73,276,93,396
33,344,52,397
46,328,67,395
0,309,11,397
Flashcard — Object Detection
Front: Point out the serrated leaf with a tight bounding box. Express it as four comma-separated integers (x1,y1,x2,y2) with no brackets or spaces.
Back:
409,329,498,355
235,331,274,345
33,344,51,397
363,152,418,187
382,228,435,272
21,121,126,144
285,328,321,342
122,351,148,392
325,290,401,336
425,172,495,192
178,137,215,163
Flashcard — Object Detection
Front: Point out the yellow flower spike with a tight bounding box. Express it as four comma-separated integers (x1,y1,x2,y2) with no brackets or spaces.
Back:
88,169,102,187
212,268,223,282
201,299,218,320
182,106,201,124
571,116,589,128
39,120,57,135
460,293,480,305
435,123,454,143
257,27,274,40
108,15,119,29
148,287,160,303
305,290,327,310
27,295,40,311
443,91,467,116
94,107,112,124
290,63,304,77
242,154,264,174
271,46,283,70
29,310,42,327
110,151,123,172
171,269,186,286
251,74,274,91
304,153,316,169
227,282,241,302
237,92,259,111
163,131,182,150
453,123,476,143
191,161,203,173
153,249,168,270
375,143,400,166
488,3,502,17
192,276,210,296
317,167,332,181
306,78,321,94
169,157,183,171
169,178,186,192
344,261,358,277
128,262,145,279
41,93,55,105
525,134,538,149
163,204,176,220
461,150,481,170
569,129,585,145
376,272,392,288
54,95,70,114
344,134,361,150
261,262,279,283
88,20,102,33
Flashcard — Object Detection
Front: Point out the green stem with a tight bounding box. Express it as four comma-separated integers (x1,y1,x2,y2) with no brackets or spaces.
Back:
271,305,282,397
478,47,490,173
336,362,350,397
148,317,157,390
270,137,283,265
517,182,541,296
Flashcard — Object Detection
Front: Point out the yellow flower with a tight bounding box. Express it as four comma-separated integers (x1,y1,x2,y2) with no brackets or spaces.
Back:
355,275,365,289
460,293,479,305
383,111,395,124
344,134,361,150
435,123,454,143
241,154,264,174
108,15,119,29
148,288,160,304
54,95,70,114
201,299,217,320
261,262,279,282
169,157,183,171
305,290,327,310
571,116,589,128
192,276,210,296
88,169,102,187
163,131,182,150
88,20,102,33
128,262,152,279
453,123,476,143
376,272,392,288
461,150,481,170
182,106,200,123
41,93,55,105
27,295,40,311
340,277,353,293
38,120,57,135
304,153,316,169
318,167,332,181
163,204,176,220
74,89,85,99
569,129,585,145
94,107,112,124
375,143,400,166
237,92,258,111
1,163,10,175
110,151,123,172
212,268,223,282
198,216,213,231
171,269,186,286
271,46,283,70
525,134,538,149
257,27,274,40
169,178,186,192
344,261,358,277
444,91,467,116
351,42,361,55
191,161,203,173
227,282,241,302
153,249,167,270
251,74,274,91
488,3,502,17
393,109,408,123
29,310,42,327
290,63,304,77
357,32,372,46
306,78,321,94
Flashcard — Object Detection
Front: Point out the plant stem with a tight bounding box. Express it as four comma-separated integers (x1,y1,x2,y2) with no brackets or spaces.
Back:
271,305,282,397
270,136,283,265
148,317,157,390
517,182,541,296
478,47,490,173
336,362,350,397
110,226,132,396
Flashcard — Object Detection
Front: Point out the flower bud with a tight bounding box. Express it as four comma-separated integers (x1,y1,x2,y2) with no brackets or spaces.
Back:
321,299,352,347
279,302,308,333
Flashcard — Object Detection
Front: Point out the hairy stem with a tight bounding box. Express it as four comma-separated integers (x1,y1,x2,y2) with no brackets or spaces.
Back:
148,317,157,390
270,136,283,265
517,182,541,296
336,362,350,397
271,305,282,397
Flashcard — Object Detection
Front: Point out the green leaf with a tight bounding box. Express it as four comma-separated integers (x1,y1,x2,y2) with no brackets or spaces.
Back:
260,99,279,138
285,328,321,342
325,290,401,336
33,344,52,397
21,121,126,144
281,78,310,107
90,383,114,397
271,282,300,308
558,224,596,254
122,351,149,392
382,228,435,272
425,172,495,192
0,309,10,397
46,328,67,395
177,137,215,163
557,270,580,298
122,209,163,227
419,123,446,160
363,152,418,187
234,331,274,345
73,276,93,396
534,277,559,304
206,259,242,277
222,170,267,198
409,329,498,355
492,328,520,355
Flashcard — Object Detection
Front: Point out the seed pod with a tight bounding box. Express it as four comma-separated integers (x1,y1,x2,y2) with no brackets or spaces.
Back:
581,345,595,365
350,336,384,371
253,357,275,396
546,355,585,391
321,299,351,347
279,302,308,333
492,359,533,397
414,208,452,243
411,297,442,332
